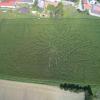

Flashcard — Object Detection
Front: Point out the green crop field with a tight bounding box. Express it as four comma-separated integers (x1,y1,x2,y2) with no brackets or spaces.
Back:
0,18,100,86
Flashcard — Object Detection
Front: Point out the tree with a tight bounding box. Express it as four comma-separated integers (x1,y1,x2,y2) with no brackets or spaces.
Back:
47,4,56,17
59,83,93,98
32,0,38,10
32,0,43,13
97,0,100,2
60,83,64,89
87,85,93,96
47,3,64,18
55,2,64,17
34,0,38,7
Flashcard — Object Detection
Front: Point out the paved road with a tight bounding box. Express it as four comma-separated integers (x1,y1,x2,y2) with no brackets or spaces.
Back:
0,80,85,100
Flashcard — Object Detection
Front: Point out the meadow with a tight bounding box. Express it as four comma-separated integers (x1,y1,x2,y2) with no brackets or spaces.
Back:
0,18,100,86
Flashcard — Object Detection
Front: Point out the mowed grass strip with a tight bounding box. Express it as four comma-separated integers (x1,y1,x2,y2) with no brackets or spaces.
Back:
0,18,100,85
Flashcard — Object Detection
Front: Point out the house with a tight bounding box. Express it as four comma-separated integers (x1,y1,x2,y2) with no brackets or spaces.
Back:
0,0,35,8
78,0,100,17
0,0,16,8
89,4,100,17
37,0,45,8
82,0,91,10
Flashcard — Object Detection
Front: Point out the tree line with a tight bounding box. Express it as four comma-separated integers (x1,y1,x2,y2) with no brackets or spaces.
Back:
60,83,93,96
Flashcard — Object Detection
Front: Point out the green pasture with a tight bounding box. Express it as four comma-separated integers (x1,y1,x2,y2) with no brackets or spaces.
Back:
0,18,100,86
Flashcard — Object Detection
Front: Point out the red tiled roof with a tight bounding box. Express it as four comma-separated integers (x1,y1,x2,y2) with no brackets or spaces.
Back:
82,0,91,9
0,0,16,6
84,4,91,9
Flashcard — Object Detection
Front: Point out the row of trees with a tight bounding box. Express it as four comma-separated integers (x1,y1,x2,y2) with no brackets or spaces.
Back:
60,83,93,100
60,83,93,95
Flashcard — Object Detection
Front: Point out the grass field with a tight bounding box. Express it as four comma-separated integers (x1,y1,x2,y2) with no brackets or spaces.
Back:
0,18,100,87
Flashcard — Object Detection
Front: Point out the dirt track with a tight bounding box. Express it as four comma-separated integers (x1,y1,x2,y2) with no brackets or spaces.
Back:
0,80,85,100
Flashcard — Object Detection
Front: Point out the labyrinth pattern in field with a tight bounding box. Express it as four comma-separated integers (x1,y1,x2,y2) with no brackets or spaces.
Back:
0,19,100,84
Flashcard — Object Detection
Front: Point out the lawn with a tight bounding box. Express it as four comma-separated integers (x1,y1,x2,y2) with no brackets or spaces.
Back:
0,18,100,86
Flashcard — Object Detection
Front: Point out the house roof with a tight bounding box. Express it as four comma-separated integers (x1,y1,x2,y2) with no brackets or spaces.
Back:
83,3,91,9
0,0,34,7
0,0,16,7
91,4,100,15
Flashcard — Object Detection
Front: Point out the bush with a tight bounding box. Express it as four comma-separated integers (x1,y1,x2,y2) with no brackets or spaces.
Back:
59,83,93,96
60,83,64,89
